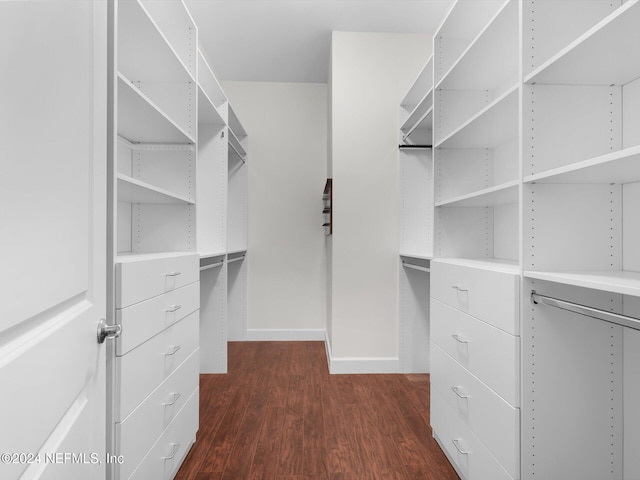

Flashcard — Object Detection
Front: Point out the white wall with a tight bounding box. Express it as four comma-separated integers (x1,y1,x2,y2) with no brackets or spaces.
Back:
329,32,432,363
222,81,327,338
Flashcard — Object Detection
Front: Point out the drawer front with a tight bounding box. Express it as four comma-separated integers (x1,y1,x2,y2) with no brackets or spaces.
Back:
116,254,199,308
116,281,199,356
431,390,514,480
431,343,520,478
431,299,519,406
128,388,199,480
117,311,199,422
431,261,519,335
116,350,199,480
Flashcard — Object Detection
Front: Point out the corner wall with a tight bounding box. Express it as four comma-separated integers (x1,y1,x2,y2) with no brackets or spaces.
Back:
223,81,327,340
328,32,431,370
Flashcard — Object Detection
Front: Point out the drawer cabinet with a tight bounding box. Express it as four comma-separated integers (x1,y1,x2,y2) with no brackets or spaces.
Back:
430,259,520,480
431,391,514,480
431,260,519,335
116,253,199,309
114,253,199,480
431,343,519,478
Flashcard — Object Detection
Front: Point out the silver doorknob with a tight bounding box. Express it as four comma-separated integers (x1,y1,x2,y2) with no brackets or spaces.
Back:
97,318,121,344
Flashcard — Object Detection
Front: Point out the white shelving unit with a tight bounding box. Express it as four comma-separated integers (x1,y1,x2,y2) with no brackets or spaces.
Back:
398,56,434,374
423,1,640,479
109,1,200,480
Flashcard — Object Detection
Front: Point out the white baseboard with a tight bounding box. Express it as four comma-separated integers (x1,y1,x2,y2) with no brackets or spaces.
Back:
324,331,400,374
245,328,326,341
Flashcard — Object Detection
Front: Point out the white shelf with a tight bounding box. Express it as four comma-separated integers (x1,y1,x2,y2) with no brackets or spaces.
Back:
198,85,225,126
401,57,433,107
117,173,194,205
200,251,226,260
118,73,194,144
228,105,247,139
228,128,247,157
118,0,193,83
401,95,433,138
400,253,433,261
435,257,520,275
228,142,245,164
436,84,518,149
436,0,518,91
116,251,195,263
525,1,640,86
524,145,640,184
525,270,640,297
436,180,519,207
227,249,247,256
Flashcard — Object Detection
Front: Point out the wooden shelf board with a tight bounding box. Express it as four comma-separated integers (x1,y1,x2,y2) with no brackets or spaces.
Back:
117,173,194,205
524,145,640,184
525,1,640,86
198,85,226,126
118,73,194,144
436,180,519,207
436,0,518,92
434,257,520,275
525,270,640,297
435,84,518,149
118,0,193,83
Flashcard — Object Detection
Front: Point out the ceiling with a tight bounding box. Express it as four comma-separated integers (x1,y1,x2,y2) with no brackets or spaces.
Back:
184,0,453,83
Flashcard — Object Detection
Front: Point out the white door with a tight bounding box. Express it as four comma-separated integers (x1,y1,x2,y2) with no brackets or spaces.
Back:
0,1,108,479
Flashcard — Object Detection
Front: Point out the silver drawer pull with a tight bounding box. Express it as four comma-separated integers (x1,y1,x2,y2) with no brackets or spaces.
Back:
165,271,182,277
164,345,181,356
451,285,468,292
163,392,181,406
452,439,469,455
162,443,180,460
452,334,468,344
451,386,469,399
166,304,182,313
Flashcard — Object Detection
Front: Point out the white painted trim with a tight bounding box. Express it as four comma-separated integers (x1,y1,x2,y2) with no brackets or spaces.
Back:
324,330,399,374
245,328,326,341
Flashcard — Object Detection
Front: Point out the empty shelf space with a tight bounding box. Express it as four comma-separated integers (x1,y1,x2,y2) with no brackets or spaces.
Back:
228,105,247,139
401,57,433,109
228,128,247,157
436,180,519,207
524,145,640,184
525,0,640,86
198,85,226,126
525,270,640,297
436,0,518,91
401,90,433,132
117,0,193,83
402,106,433,141
117,173,194,205
228,142,246,164
118,73,194,144
436,84,518,149
400,253,433,261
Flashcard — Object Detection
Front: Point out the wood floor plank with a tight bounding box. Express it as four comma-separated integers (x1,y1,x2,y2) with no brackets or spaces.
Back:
176,341,459,480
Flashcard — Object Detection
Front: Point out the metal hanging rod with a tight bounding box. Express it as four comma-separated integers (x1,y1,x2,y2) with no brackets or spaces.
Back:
402,261,430,273
399,144,432,150
200,260,224,272
531,291,640,331
227,255,245,264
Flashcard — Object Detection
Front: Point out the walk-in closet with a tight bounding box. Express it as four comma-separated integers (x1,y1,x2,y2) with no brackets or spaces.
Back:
2,1,639,479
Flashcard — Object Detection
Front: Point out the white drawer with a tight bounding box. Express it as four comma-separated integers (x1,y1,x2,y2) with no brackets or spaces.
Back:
116,281,199,356
431,390,514,480
128,388,199,480
431,299,519,406
116,349,199,480
116,253,199,308
116,311,199,422
431,260,519,335
431,343,520,478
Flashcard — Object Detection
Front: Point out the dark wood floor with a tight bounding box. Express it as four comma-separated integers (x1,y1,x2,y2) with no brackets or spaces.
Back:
175,341,459,480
